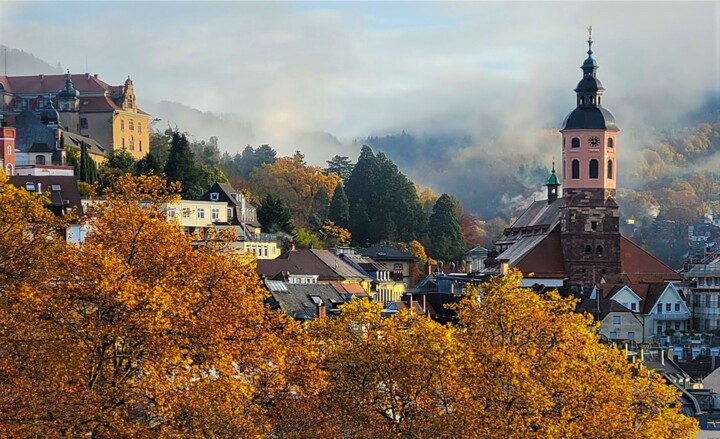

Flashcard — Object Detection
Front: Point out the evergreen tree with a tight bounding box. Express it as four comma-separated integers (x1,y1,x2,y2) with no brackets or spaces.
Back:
135,152,160,175
328,183,349,229
258,194,294,235
428,194,465,263
345,145,426,246
325,155,354,181
149,129,172,170
237,145,257,179
164,131,198,199
78,143,97,184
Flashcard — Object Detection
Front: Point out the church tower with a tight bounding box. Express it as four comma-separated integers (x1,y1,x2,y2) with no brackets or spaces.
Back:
560,29,621,286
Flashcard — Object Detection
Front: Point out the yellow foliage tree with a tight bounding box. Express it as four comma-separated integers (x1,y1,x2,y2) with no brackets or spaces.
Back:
251,153,341,228
0,174,323,437
450,270,699,438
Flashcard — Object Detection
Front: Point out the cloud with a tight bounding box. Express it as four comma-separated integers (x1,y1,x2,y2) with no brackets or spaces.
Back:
2,1,718,199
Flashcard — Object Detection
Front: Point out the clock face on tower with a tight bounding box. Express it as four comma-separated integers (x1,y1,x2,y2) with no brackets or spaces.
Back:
588,136,600,147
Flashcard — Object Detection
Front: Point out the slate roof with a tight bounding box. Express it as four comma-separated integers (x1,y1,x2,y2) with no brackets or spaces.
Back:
62,131,106,156
561,106,619,131
257,248,371,282
576,298,635,321
8,175,83,216
362,243,416,261
495,197,680,283
265,281,346,320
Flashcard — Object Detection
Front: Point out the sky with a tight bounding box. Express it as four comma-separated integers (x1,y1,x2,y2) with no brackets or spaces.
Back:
0,1,718,167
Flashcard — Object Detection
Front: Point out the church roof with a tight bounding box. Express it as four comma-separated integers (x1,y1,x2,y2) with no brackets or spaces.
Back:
562,106,618,131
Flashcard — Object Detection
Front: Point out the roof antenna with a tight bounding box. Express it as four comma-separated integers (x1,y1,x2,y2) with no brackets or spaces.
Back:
4,47,7,76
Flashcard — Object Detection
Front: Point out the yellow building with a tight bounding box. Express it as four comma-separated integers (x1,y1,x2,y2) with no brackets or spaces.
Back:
0,72,151,160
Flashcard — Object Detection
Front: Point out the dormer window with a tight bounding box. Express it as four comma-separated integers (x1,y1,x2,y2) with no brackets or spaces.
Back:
25,182,36,192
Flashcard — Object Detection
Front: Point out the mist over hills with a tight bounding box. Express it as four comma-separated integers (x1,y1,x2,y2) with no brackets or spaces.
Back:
0,45,62,75
5,45,720,226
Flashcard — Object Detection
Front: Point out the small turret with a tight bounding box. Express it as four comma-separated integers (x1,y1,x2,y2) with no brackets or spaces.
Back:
546,162,560,204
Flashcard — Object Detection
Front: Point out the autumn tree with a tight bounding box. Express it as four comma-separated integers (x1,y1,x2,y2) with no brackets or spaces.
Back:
0,175,323,437
250,152,340,228
450,270,699,438
301,299,465,437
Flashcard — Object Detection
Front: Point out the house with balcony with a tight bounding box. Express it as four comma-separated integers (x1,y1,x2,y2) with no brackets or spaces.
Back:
684,254,720,332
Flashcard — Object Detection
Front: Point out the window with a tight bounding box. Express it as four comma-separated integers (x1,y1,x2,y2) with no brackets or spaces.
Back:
7,145,12,156
571,160,580,179
211,208,220,220
598,96,602,105
129,136,134,151
657,303,662,313
675,323,680,331
657,325,663,334
675,303,680,312
197,209,205,219
610,331,617,340
129,120,134,131
589,159,599,179
596,245,603,255
630,303,637,311
584,244,592,253
613,316,621,325
627,331,635,341
580,97,585,105
6,164,12,175
139,141,142,152
591,221,598,231
35,155,45,165
571,137,580,148
122,138,125,149
393,263,403,282
138,122,142,133
167,208,176,218
607,160,613,179
121,120,125,130
227,207,233,219
80,118,88,129
590,96,595,104
608,137,613,148
707,294,712,307
25,182,36,191
210,192,220,201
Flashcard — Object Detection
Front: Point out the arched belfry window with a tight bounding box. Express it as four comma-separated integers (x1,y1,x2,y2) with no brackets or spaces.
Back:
589,159,599,179
571,160,580,179
608,138,614,148
585,245,592,254
607,160,613,179
580,97,585,105
571,137,580,148
596,245,604,255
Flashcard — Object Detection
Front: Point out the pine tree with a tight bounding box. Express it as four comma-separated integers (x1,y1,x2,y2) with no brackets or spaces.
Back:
328,183,349,229
164,131,198,198
78,142,97,184
258,194,294,235
428,194,465,263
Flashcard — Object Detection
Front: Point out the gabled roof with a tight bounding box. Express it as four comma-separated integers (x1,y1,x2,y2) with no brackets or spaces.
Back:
362,243,415,261
257,248,371,282
576,298,637,321
619,236,682,282
507,225,566,279
61,131,106,156
603,281,684,314
8,175,83,216
0,73,112,95
264,281,346,320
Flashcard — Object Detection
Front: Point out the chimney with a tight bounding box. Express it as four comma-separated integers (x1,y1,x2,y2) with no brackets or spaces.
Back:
316,303,326,319
94,74,98,78
500,262,509,275
85,73,91,79
37,183,42,194
39,74,44,80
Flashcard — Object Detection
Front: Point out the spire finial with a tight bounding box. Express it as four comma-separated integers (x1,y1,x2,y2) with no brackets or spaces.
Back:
552,161,556,174
586,25,593,56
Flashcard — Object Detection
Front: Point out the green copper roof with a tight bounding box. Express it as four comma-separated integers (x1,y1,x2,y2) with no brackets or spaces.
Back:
546,163,559,186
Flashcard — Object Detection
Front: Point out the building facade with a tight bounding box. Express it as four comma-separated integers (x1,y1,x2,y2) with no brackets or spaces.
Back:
0,72,150,159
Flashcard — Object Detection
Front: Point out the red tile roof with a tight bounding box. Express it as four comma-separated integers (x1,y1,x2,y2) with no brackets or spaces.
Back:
79,95,121,112
0,73,112,94
515,226,566,278
619,236,682,282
